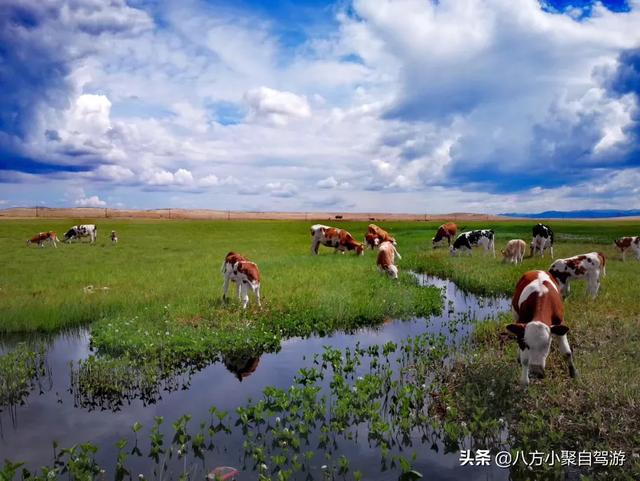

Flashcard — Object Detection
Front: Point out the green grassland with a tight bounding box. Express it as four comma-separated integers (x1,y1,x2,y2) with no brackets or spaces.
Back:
1,217,640,477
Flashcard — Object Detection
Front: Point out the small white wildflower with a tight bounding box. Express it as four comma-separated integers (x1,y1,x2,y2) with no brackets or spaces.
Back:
321,465,328,470
357,376,363,381
138,475,144,479
499,418,505,424
260,464,268,470
489,391,495,397
165,331,170,336
275,417,281,424
460,421,467,428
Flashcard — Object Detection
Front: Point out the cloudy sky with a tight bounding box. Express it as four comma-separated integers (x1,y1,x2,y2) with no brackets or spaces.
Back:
1,0,639,213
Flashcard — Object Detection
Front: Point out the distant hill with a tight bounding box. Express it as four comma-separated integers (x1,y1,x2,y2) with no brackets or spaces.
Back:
501,209,640,219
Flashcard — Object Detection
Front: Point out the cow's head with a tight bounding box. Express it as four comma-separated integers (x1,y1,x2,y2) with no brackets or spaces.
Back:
63,229,76,241
506,322,569,385
432,236,445,249
355,244,364,256
449,246,458,257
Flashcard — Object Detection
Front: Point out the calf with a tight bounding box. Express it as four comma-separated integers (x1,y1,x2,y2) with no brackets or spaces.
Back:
366,224,396,247
221,251,247,301
614,236,640,262
310,224,364,256
63,224,97,243
531,223,554,258
501,239,526,264
221,252,261,309
376,241,402,279
432,222,457,248
110,230,118,244
450,230,495,257
27,231,58,248
364,232,380,250
506,270,577,387
549,252,606,299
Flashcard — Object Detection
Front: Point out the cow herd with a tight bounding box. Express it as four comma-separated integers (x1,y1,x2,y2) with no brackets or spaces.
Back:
26,224,112,247
25,218,640,389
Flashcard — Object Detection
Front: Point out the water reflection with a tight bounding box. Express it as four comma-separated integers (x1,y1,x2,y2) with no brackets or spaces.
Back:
223,354,261,382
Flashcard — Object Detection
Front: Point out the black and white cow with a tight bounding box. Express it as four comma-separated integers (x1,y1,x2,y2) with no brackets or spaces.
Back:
63,224,97,243
450,230,495,257
531,223,554,258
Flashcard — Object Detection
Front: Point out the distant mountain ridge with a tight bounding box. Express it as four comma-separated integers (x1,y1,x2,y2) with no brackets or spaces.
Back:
501,209,640,219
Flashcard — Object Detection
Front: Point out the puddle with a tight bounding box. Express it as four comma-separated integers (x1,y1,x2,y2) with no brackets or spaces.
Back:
0,276,512,480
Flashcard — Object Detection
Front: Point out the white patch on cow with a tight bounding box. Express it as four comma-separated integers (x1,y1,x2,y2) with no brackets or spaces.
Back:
518,271,557,308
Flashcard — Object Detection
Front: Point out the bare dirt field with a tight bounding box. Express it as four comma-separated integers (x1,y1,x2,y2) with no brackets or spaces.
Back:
0,207,512,221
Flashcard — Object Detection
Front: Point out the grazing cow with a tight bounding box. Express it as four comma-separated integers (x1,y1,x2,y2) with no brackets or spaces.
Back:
531,223,554,258
501,239,526,264
377,241,402,279
549,252,606,299
450,230,495,257
221,252,261,309
365,224,396,249
63,224,97,243
506,270,577,387
310,224,364,256
432,222,457,248
110,230,118,244
27,231,58,248
614,236,640,262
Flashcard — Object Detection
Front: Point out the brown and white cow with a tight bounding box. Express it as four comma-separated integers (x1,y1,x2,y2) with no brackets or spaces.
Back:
501,239,526,264
365,224,396,249
221,252,262,308
27,231,58,248
614,236,640,262
549,252,606,299
377,241,402,279
506,270,577,387
432,222,457,248
310,224,364,256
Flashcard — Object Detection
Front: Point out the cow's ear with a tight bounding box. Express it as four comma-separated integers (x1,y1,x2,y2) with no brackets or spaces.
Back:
506,323,525,338
550,325,569,336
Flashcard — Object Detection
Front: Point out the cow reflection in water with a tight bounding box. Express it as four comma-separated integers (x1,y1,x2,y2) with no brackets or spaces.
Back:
223,354,261,382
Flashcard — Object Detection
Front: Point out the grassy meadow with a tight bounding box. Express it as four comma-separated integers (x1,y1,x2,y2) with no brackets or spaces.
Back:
1,217,640,477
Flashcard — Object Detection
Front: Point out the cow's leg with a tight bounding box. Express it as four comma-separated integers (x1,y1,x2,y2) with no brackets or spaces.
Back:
550,245,554,258
311,239,320,255
222,274,230,300
556,334,577,378
519,350,530,387
236,281,242,300
588,274,599,298
240,284,250,309
254,284,262,308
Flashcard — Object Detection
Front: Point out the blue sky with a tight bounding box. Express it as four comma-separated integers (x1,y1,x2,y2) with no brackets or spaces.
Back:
1,0,639,213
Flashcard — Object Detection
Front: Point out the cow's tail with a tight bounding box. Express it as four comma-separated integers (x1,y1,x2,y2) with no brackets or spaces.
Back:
598,252,606,278
221,260,227,274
